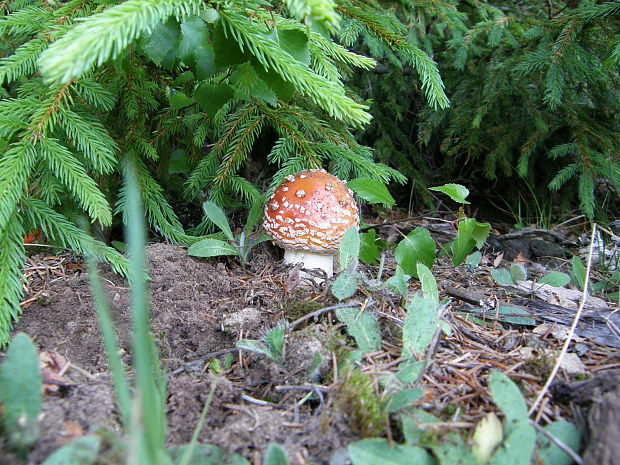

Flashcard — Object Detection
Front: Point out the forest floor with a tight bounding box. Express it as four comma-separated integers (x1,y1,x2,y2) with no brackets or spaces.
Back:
2,212,620,465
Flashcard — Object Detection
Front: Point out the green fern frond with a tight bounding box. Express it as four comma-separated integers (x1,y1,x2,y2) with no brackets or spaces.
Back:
37,137,113,226
0,214,26,346
38,0,205,84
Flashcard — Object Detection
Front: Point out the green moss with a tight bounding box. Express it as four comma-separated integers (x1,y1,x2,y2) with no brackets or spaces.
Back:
284,300,323,324
335,368,387,437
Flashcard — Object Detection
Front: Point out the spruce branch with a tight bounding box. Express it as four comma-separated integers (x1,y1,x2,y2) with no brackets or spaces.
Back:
38,0,204,83
0,214,26,346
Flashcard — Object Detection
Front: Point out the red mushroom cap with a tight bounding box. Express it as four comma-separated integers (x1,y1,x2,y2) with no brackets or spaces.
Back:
263,169,359,252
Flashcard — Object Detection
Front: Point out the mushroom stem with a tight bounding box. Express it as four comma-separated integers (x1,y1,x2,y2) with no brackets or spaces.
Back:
283,249,334,277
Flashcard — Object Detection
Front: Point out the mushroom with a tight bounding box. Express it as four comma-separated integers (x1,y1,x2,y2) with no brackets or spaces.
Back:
263,169,359,277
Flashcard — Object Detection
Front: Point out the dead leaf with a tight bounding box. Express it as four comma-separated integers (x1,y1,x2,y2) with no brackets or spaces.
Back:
493,252,504,268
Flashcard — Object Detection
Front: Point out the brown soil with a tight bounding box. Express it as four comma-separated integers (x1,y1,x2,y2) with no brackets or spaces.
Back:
2,225,619,464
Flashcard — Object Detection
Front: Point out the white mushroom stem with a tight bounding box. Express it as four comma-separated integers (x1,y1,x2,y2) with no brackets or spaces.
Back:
283,248,334,277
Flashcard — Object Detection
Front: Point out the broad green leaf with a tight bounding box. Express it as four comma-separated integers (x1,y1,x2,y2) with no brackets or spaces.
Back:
212,23,251,68
267,29,310,64
236,339,280,363
402,294,439,358
509,263,527,282
200,8,220,23
465,251,482,268
497,306,535,325
244,201,264,236
472,413,503,465
429,183,470,204
169,444,250,465
168,148,190,174
401,409,440,445
230,63,277,106
491,268,513,286
347,178,395,207
359,230,380,265
386,388,425,413
433,435,478,465
538,272,571,288
349,438,435,465
202,201,234,240
178,16,210,73
452,219,490,265
170,91,195,110
194,45,216,80
571,256,587,291
264,327,285,362
489,422,536,465
384,266,410,300
537,421,580,465
417,262,438,306
194,83,235,120
396,360,424,384
0,332,41,449
335,307,381,354
489,371,528,432
394,227,436,278
339,227,360,271
140,17,180,68
40,435,100,465
332,271,357,300
187,239,238,258
264,443,289,465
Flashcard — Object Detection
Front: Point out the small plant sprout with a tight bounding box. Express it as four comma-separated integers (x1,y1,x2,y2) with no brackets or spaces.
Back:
188,201,271,266
263,170,360,277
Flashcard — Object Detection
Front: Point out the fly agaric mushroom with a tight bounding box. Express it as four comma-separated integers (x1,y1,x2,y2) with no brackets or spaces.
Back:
263,169,359,277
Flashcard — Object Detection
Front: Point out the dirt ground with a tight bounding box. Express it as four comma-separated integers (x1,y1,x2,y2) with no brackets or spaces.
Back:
2,221,620,464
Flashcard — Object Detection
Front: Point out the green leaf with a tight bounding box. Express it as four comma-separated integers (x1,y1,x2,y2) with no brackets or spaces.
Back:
202,201,234,240
244,201,264,236
264,443,289,465
537,421,580,465
386,388,425,413
236,339,281,363
168,148,190,174
402,294,439,358
194,83,235,119
497,306,535,326
509,263,527,283
401,409,440,445
394,227,436,278
538,272,571,288
267,29,310,64
465,251,482,269
347,178,395,207
0,332,41,450
349,438,435,465
384,266,410,300
571,255,587,291
339,227,360,271
332,271,357,301
433,435,478,465
264,327,285,363
452,219,490,265
489,371,528,432
187,239,238,258
40,435,101,465
335,307,381,354
491,268,514,286
429,183,471,204
359,230,380,265
489,422,536,465
178,16,213,77
140,17,181,69
417,262,438,306
170,91,195,109
169,444,250,465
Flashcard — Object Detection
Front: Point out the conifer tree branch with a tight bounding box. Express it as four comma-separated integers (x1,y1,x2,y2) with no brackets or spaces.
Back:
0,215,26,346
38,0,204,83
